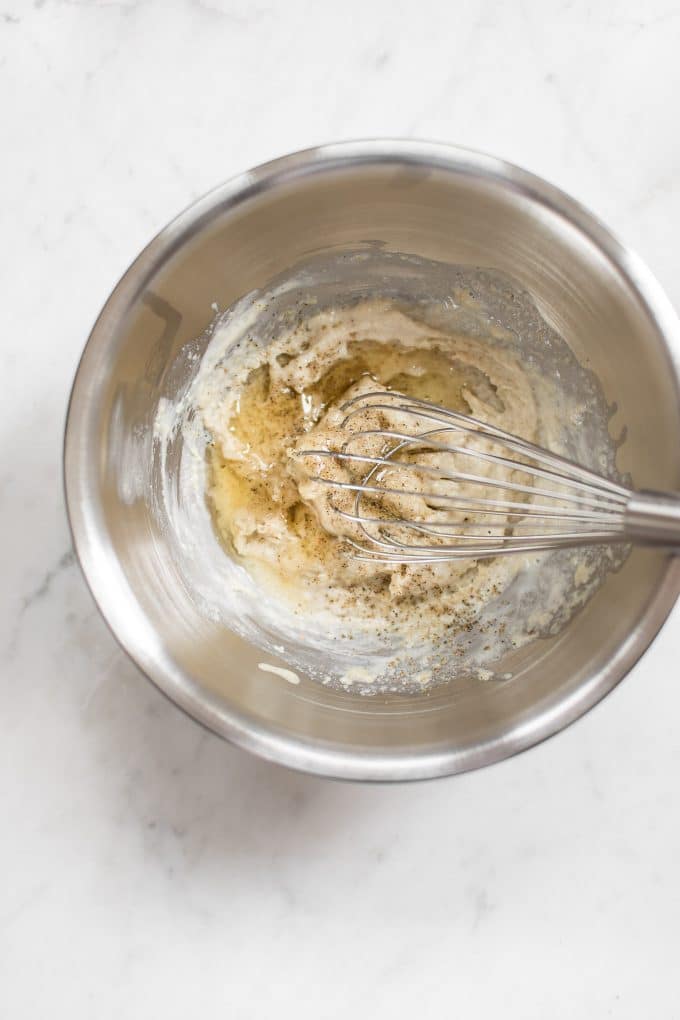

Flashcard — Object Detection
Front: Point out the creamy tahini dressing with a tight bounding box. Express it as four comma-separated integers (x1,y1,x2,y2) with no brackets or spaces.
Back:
199,301,548,636
153,280,624,694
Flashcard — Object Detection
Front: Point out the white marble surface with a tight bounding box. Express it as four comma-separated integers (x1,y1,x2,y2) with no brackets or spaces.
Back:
2,0,680,1015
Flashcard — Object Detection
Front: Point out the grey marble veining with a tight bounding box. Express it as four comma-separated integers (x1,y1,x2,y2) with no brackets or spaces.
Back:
1,0,680,1015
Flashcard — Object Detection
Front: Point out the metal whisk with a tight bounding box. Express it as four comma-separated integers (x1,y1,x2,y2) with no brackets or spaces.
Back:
295,391,680,564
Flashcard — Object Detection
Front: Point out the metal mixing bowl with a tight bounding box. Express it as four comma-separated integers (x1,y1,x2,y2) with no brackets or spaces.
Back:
64,140,680,781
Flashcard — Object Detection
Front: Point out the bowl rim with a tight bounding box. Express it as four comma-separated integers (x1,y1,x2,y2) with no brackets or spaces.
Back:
63,139,680,781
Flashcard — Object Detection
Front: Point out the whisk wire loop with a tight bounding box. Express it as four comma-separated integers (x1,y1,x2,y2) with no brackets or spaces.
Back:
294,391,680,562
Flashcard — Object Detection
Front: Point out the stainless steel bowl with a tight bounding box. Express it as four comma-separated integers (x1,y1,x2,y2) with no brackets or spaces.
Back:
64,140,680,781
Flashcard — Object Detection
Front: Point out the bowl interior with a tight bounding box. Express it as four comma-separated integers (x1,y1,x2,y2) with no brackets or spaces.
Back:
65,143,680,779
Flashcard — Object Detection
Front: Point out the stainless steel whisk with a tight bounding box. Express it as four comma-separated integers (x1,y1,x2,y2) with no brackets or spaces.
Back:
296,391,680,564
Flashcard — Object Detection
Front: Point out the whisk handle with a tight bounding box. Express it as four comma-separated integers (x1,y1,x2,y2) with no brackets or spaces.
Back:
625,491,680,549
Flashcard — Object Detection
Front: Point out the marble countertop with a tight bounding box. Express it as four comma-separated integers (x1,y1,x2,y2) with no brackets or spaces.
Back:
2,0,680,1015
